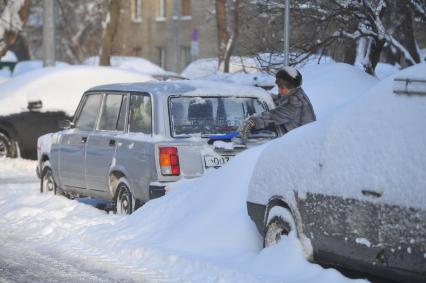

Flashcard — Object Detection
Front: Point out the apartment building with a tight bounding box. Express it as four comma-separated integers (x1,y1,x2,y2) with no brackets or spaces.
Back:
113,0,218,72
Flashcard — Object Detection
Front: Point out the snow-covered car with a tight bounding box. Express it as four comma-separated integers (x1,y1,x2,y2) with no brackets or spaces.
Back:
37,80,277,214
246,63,426,282
0,66,152,159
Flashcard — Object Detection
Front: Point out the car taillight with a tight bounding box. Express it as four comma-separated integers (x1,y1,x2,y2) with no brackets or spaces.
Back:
159,147,180,176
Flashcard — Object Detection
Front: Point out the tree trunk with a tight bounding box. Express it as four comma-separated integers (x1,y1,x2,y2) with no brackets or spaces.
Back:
397,1,420,65
9,33,31,60
99,0,120,66
215,0,229,72
223,0,240,72
0,0,31,58
364,37,385,76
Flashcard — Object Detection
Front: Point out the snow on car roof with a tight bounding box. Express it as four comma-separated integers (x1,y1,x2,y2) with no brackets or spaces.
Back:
88,79,274,102
0,65,153,117
248,62,426,209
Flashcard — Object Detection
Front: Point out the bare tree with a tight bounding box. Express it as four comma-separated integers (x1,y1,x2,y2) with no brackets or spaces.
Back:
215,0,241,72
0,0,31,58
248,0,425,76
99,0,120,66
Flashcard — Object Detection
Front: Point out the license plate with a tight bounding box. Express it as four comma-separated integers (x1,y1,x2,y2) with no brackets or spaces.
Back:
204,155,233,168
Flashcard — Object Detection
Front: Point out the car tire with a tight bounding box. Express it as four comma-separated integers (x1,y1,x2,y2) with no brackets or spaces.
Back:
114,179,134,215
40,166,56,194
0,132,17,158
264,205,313,260
264,208,296,248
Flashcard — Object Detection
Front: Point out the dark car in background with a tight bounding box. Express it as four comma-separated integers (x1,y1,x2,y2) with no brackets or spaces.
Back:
0,66,152,159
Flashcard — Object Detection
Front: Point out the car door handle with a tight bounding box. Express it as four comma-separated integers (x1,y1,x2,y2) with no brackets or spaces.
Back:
81,137,87,143
361,190,382,198
109,139,116,146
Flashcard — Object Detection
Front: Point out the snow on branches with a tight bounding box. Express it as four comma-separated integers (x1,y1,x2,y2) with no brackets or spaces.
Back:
0,0,31,57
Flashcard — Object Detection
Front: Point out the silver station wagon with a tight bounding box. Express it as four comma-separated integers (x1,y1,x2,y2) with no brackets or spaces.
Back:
37,80,276,214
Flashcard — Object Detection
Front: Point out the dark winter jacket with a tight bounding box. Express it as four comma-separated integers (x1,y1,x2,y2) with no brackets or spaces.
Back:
252,87,316,134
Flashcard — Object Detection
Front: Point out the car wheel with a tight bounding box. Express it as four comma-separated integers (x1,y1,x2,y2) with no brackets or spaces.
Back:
114,180,134,215
0,132,17,158
40,166,56,194
264,209,295,248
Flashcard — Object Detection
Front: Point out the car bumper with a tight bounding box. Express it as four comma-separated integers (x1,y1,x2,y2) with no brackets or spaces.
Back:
149,184,166,200
247,201,267,237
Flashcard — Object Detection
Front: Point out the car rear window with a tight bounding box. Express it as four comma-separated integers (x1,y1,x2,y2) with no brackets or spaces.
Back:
169,96,268,137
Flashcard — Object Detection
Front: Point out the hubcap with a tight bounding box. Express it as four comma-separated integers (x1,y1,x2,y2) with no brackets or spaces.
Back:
117,186,131,214
43,172,55,193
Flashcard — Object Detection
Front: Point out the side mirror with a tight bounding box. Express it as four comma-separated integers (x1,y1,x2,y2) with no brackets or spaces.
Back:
28,100,42,111
59,119,74,130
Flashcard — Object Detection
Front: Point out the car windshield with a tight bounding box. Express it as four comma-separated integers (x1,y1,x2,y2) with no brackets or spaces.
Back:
169,96,272,137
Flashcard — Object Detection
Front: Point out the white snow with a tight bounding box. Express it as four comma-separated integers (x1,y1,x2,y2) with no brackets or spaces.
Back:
0,150,361,282
301,63,378,119
355,238,372,248
0,50,17,62
0,65,154,117
84,55,167,75
12,60,69,76
248,63,426,209
0,158,37,181
283,66,299,78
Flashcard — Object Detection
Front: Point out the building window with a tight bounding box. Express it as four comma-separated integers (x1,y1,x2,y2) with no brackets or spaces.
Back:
181,46,191,68
156,0,166,20
158,47,166,69
131,0,142,22
181,0,191,18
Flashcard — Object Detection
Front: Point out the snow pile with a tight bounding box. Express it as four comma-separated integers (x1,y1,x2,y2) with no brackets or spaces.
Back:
182,54,336,80
0,69,11,80
248,63,426,209
0,150,359,282
0,65,153,116
0,50,17,62
0,158,37,180
374,63,400,80
12,60,69,76
84,56,166,75
301,63,378,119
200,72,275,89
182,56,262,79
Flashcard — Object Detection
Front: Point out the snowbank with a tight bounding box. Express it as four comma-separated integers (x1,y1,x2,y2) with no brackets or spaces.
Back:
0,158,37,181
301,63,378,119
0,152,359,282
84,56,166,75
0,50,17,62
12,60,69,76
248,62,426,209
181,54,335,80
0,65,153,117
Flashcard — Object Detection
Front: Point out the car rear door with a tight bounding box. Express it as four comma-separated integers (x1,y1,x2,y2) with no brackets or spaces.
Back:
85,93,128,198
59,93,102,193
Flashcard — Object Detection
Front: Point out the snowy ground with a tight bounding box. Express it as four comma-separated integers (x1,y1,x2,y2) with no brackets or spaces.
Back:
0,157,366,283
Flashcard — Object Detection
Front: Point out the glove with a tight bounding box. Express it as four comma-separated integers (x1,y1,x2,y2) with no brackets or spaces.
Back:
239,117,256,143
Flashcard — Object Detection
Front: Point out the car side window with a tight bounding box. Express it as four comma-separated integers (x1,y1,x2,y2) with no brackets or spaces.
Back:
129,94,152,134
75,94,102,131
98,94,125,131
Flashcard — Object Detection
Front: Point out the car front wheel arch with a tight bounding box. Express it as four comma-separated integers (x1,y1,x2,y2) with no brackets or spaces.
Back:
264,200,313,260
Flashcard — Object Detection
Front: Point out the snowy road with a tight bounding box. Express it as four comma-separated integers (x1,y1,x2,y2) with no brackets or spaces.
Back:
0,181,180,283
0,158,365,283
